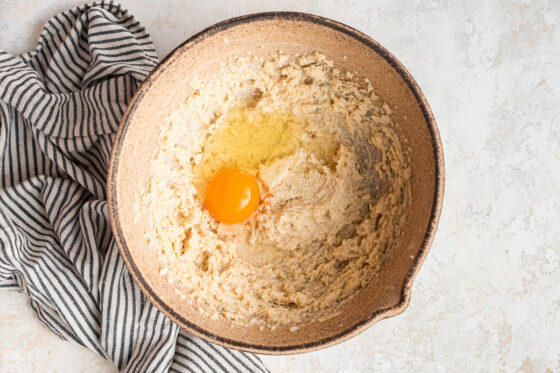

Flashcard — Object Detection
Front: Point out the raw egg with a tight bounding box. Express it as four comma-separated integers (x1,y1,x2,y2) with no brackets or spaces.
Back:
204,168,260,224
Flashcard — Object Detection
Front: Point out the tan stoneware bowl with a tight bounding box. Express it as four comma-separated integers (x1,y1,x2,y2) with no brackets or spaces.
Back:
108,12,444,354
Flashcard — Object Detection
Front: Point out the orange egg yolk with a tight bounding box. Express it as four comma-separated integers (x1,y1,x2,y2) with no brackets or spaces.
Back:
204,168,260,224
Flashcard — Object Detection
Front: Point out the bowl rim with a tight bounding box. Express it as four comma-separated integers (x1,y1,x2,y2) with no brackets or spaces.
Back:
107,11,445,354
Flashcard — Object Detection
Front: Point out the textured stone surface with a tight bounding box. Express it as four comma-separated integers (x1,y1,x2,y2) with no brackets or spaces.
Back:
1,0,559,372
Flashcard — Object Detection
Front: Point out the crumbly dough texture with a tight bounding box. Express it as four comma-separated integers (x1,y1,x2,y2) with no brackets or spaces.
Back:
144,52,411,328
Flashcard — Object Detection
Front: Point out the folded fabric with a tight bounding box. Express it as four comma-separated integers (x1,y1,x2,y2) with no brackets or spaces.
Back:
0,1,268,372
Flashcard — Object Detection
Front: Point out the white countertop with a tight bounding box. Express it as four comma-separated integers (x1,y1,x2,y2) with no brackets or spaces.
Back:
1,0,559,371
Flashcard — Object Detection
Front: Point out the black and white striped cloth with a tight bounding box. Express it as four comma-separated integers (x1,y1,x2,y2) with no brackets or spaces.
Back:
0,2,269,372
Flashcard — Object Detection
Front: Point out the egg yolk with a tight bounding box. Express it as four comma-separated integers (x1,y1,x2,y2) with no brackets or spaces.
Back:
204,168,260,224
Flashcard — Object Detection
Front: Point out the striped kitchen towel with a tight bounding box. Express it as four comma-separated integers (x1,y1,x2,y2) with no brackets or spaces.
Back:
0,1,268,372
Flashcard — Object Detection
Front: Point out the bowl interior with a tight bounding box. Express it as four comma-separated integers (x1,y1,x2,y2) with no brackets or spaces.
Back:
110,13,442,353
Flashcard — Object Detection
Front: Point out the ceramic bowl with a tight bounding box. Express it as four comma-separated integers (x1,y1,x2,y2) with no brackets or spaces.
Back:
108,12,444,354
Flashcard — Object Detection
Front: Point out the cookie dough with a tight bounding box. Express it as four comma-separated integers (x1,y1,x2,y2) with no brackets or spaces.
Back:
144,52,411,327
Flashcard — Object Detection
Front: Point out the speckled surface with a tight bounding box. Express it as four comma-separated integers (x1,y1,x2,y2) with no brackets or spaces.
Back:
1,0,559,372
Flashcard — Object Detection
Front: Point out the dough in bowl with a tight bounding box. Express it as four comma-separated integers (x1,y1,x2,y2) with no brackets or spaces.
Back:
143,52,411,328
